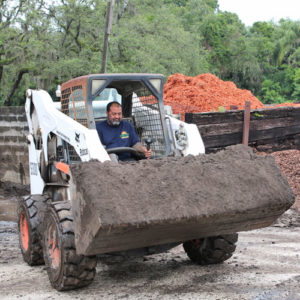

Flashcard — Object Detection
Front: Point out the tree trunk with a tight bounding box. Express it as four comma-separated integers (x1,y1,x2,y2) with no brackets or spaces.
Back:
4,69,28,106
0,64,3,102
0,65,3,84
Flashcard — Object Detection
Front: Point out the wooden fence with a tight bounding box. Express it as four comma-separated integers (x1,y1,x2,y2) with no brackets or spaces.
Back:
185,106,300,153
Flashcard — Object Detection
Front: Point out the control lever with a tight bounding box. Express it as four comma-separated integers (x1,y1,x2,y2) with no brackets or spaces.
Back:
145,138,153,151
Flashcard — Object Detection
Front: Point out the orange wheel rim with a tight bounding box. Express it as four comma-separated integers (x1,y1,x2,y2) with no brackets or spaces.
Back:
20,211,29,251
48,224,60,269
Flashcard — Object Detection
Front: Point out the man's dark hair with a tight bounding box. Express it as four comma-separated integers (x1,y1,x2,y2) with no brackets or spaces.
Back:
107,101,121,112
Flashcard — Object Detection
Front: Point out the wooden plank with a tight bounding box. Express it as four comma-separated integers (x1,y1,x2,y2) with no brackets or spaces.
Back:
201,133,243,148
186,106,300,152
250,117,299,130
249,125,300,141
199,116,300,137
186,107,300,126
250,107,300,120
186,111,244,125
243,101,251,145
198,122,243,136
201,125,300,149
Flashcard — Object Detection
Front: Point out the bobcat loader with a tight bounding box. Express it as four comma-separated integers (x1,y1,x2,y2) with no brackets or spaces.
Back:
18,73,294,291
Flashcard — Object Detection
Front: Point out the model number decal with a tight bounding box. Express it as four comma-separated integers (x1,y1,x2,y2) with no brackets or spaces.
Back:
30,162,38,176
80,148,88,156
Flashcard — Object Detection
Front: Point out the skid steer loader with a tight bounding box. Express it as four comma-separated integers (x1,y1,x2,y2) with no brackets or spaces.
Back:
18,73,294,291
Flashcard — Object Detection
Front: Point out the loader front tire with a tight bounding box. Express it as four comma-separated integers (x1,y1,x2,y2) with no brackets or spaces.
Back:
18,196,45,265
183,234,238,265
43,201,97,291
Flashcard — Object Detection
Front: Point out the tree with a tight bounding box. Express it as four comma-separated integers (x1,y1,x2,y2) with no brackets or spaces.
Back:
260,79,285,104
292,68,300,100
250,20,300,102
273,19,300,68
0,0,299,106
199,11,262,92
108,1,209,76
0,0,56,105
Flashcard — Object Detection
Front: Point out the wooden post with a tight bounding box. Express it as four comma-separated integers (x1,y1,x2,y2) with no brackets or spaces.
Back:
101,0,115,73
242,101,251,145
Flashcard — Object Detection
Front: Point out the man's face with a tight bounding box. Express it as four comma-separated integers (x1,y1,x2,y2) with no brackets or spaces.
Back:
107,104,122,126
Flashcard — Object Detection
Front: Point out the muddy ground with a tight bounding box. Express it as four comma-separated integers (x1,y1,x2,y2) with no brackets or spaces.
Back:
0,149,300,299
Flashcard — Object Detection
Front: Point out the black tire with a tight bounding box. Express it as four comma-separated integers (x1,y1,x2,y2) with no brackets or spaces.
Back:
18,195,50,265
183,233,238,265
43,201,97,291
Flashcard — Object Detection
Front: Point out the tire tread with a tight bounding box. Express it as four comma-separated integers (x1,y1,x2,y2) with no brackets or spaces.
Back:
183,233,238,265
18,195,50,266
43,201,97,291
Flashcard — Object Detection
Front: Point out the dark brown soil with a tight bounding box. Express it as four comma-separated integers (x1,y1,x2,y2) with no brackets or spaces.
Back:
271,150,300,212
70,145,294,254
0,181,29,197
71,145,294,226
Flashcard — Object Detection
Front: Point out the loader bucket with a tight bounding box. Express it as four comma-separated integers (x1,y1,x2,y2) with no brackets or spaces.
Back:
70,145,294,256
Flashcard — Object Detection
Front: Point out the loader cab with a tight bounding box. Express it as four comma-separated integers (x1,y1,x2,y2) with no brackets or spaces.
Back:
60,74,172,158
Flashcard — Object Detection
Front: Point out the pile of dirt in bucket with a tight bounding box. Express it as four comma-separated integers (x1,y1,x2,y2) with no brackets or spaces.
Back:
71,145,294,226
70,145,294,254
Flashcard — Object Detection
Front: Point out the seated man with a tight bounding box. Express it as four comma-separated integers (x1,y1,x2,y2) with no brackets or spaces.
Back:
96,101,152,161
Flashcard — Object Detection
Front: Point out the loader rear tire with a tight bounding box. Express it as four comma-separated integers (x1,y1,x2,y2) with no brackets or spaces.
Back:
18,196,46,265
43,201,97,291
183,234,238,265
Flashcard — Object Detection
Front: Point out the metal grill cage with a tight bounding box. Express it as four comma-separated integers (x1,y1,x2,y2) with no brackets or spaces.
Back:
67,144,81,163
61,87,71,114
131,87,166,157
61,85,88,127
60,76,167,161
61,85,88,163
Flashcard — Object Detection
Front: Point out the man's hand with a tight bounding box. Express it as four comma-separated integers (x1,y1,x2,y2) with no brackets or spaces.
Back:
141,146,152,159
133,142,152,159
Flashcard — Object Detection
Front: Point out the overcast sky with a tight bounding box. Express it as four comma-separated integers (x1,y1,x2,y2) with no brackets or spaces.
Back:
218,0,300,26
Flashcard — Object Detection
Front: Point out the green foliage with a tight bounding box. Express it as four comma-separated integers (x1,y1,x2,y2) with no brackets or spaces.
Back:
250,21,275,38
253,112,264,118
292,68,300,99
109,3,209,76
0,0,299,106
260,79,285,104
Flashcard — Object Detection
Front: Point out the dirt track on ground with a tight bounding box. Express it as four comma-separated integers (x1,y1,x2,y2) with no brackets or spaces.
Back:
0,149,299,299
0,210,300,300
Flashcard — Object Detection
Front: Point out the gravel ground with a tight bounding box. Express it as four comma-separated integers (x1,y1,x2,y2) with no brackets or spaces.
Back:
0,149,299,299
0,212,299,300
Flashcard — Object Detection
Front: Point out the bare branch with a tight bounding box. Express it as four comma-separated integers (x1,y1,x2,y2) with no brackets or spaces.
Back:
4,68,29,106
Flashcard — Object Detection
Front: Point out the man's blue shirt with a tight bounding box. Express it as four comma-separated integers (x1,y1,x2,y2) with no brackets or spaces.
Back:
96,120,140,160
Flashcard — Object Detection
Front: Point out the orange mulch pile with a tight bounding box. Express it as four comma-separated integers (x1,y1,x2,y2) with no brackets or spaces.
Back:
270,103,300,108
163,73,300,115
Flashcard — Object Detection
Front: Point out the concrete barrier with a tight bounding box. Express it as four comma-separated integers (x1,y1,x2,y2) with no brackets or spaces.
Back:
0,107,29,185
